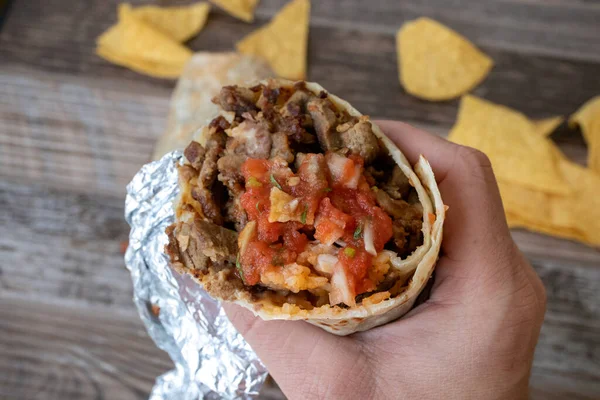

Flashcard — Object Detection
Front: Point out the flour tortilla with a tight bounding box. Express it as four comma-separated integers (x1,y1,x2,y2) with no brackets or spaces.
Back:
174,79,445,335
153,52,273,160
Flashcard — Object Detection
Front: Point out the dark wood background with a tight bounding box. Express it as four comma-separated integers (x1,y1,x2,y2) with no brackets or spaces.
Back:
1,1,599,399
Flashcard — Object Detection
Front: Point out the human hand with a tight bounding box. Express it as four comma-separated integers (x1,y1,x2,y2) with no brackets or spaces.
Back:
225,121,547,400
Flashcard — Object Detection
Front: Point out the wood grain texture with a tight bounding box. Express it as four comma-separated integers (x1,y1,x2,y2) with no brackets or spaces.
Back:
0,66,170,197
1,0,599,398
0,296,173,400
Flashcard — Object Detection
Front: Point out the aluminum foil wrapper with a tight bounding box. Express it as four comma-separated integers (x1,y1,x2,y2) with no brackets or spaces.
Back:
124,151,268,399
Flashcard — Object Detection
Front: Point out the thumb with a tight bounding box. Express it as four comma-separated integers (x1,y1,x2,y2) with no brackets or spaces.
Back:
376,121,516,281
223,304,362,394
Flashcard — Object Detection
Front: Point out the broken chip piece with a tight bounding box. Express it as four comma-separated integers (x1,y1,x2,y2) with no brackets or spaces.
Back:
533,116,564,137
397,18,493,101
501,150,600,247
448,95,599,247
569,96,600,175
120,2,211,43
96,5,193,78
237,0,310,80
449,95,568,195
209,0,259,22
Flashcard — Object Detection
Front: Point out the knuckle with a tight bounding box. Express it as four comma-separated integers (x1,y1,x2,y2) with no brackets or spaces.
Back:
458,146,492,169
456,146,497,185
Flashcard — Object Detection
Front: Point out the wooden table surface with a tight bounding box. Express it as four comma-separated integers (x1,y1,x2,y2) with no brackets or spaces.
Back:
1,1,599,399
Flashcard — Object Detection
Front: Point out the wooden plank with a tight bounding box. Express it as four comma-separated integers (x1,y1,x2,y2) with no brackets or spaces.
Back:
530,258,600,399
0,296,173,400
0,180,135,308
0,66,170,197
1,181,599,399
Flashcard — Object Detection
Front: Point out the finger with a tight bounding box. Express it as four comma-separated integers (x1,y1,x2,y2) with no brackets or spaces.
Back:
375,120,514,279
224,304,360,392
375,120,462,184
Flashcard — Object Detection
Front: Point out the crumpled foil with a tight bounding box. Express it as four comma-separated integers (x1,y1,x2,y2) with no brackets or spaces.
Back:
124,151,268,399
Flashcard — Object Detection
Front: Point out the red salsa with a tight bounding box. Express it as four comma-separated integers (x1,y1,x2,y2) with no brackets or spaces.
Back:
238,152,393,293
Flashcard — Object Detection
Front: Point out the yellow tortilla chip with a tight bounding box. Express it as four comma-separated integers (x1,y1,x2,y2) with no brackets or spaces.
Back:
449,95,569,195
505,210,588,245
209,0,259,22
501,149,600,247
533,116,564,137
96,46,186,78
569,96,600,174
96,9,192,78
120,3,211,42
236,0,309,80
397,18,493,101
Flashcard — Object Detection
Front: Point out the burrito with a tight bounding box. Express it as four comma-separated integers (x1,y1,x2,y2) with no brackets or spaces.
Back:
165,79,445,335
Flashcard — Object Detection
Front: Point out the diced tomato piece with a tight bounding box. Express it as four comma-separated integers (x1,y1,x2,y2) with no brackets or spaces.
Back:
269,243,297,266
257,213,284,243
240,188,269,220
241,241,274,285
314,198,354,245
325,152,360,188
318,197,355,224
283,229,308,254
371,207,393,252
315,219,345,246
242,159,271,182
339,247,373,295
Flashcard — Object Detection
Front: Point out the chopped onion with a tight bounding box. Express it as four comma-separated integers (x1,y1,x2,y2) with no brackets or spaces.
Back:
287,176,300,186
375,250,395,264
326,153,349,182
345,164,361,189
237,220,257,255
288,198,299,212
315,254,337,276
326,153,362,189
329,263,356,307
363,220,377,256
219,110,235,123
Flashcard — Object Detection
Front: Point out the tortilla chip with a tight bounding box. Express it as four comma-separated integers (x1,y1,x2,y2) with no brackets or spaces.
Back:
533,116,564,137
569,96,600,174
120,2,211,42
97,46,187,78
501,148,600,247
505,210,588,244
96,8,192,78
449,95,569,195
236,0,309,80
397,18,493,101
209,0,259,22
